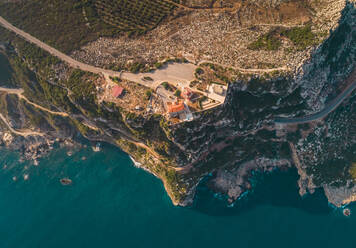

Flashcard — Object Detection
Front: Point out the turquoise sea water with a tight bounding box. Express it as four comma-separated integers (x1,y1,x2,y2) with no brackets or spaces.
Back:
0,144,355,248
1,53,356,248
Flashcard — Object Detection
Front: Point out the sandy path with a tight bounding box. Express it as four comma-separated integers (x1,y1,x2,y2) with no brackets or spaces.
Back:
0,87,69,117
197,60,288,74
0,86,70,137
164,0,241,12
0,113,44,137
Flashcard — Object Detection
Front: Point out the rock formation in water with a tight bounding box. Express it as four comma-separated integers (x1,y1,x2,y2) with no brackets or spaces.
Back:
0,0,355,206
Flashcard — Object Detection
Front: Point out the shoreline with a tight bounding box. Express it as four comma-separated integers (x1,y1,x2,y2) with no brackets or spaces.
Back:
1,136,356,210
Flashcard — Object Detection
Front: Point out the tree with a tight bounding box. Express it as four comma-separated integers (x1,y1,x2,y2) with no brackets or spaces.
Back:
145,89,152,99
174,89,181,98
162,82,169,90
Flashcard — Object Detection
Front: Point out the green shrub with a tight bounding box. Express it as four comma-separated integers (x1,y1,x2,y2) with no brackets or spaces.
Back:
281,25,317,50
143,76,153,81
154,62,163,69
248,33,281,51
129,62,144,73
0,0,176,53
349,163,356,180
162,82,169,90
145,89,152,99
174,89,181,97
195,67,204,75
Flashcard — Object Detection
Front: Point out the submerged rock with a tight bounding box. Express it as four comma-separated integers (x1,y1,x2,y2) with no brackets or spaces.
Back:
343,208,351,217
60,178,72,186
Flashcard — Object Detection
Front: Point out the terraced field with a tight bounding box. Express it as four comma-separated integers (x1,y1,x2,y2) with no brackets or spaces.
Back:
95,0,177,33
0,0,179,52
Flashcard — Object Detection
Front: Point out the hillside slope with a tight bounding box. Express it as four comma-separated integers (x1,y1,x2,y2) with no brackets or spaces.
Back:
0,0,355,206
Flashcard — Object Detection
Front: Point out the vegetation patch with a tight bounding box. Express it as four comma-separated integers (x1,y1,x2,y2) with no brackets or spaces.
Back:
174,89,181,97
349,163,356,180
195,67,204,76
247,32,281,51
145,89,153,99
248,25,318,51
161,82,176,92
128,62,145,73
0,0,176,53
0,0,121,53
95,0,176,35
281,25,317,50
143,76,153,81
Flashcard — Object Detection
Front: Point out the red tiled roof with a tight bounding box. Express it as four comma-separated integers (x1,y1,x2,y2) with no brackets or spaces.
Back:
112,85,124,98
167,101,185,113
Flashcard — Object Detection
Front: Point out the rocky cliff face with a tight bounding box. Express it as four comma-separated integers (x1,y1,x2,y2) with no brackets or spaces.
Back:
168,1,356,205
0,1,355,207
297,2,356,112
291,2,356,206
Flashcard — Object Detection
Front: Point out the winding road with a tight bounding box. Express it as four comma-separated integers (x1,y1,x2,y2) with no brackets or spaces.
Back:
0,16,196,89
275,72,356,125
1,15,355,125
0,16,286,87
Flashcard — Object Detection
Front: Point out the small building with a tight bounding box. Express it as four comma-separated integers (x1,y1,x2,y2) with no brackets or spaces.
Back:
112,85,124,98
167,100,185,118
182,87,193,100
213,84,226,96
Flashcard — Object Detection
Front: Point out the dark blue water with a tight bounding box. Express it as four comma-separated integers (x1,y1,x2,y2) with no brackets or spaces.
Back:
1,53,355,248
0,143,355,248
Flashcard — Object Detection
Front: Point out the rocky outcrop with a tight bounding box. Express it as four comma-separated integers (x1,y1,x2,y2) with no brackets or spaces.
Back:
0,1,355,208
289,142,316,196
324,183,356,207
289,1,356,208
210,158,291,203
297,0,356,112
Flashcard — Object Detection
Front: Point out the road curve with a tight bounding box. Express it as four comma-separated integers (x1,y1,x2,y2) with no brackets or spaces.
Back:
275,79,356,124
0,17,104,74
0,16,197,89
2,15,354,125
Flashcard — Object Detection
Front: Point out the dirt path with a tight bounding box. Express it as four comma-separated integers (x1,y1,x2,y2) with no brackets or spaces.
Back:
197,60,288,74
132,141,161,159
131,140,193,173
165,0,240,12
0,86,68,137
0,87,69,117
0,113,44,137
